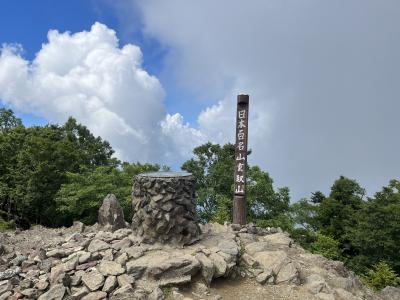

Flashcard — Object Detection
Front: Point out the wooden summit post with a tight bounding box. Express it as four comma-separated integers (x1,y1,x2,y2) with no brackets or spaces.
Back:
233,94,249,225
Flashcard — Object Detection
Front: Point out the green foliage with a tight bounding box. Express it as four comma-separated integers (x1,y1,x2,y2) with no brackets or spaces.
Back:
182,142,290,224
346,180,400,274
209,194,232,224
311,233,340,260
290,198,318,231
0,108,22,132
316,176,364,241
0,111,115,227
0,218,15,231
288,177,400,281
182,142,235,222
247,166,290,221
256,213,294,232
182,143,234,222
0,210,15,231
310,191,325,204
56,163,162,225
362,262,400,291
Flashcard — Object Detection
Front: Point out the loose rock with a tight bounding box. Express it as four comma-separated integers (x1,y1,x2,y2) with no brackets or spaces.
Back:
82,268,105,291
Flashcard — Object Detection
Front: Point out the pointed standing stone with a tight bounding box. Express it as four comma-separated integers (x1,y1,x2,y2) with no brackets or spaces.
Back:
98,194,126,232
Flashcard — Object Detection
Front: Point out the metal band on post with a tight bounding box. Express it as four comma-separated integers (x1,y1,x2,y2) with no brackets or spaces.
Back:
233,94,249,225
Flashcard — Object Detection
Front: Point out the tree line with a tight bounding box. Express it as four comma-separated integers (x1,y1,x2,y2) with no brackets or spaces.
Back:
0,108,399,289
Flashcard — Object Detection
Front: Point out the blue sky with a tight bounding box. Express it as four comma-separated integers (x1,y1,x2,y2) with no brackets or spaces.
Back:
0,0,203,127
1,1,400,201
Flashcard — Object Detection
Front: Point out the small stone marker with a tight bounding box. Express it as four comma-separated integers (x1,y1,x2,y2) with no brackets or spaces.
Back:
233,94,249,225
98,194,126,232
131,171,200,245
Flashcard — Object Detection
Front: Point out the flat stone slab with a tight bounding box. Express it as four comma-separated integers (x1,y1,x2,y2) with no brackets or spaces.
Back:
137,171,192,178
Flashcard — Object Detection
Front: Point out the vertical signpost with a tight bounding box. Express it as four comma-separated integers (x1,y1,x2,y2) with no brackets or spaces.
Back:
233,94,249,225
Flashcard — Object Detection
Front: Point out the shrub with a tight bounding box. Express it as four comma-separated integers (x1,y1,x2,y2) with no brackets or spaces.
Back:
0,216,15,231
311,233,340,260
362,261,400,290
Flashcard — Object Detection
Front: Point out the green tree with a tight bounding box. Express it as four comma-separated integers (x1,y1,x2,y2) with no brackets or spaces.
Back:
316,176,364,241
290,198,317,231
247,166,290,220
56,163,162,225
182,143,235,221
182,142,290,225
288,198,318,248
311,191,326,204
0,125,26,217
346,180,400,274
63,117,116,167
0,108,22,132
0,112,116,227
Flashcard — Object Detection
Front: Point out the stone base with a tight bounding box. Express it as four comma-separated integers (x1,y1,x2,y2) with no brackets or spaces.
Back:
131,172,201,245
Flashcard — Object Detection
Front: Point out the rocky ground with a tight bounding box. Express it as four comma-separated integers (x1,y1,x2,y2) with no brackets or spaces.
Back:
0,222,399,300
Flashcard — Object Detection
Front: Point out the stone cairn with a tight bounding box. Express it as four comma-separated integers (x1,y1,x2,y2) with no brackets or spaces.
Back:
131,172,201,245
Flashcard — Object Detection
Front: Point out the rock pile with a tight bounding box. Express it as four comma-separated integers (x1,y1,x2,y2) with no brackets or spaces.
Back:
131,172,200,245
0,221,394,300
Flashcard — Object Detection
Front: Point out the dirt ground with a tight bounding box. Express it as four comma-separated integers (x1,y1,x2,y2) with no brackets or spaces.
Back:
175,277,318,300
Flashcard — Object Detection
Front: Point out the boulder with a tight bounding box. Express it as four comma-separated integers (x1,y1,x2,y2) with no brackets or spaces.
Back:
112,238,132,251
334,288,359,300
99,249,114,261
38,284,66,300
245,241,271,255
305,274,329,294
316,293,335,300
115,253,128,266
0,291,12,300
260,233,293,249
117,274,135,287
148,287,164,300
20,288,37,298
0,267,20,280
78,251,91,264
76,261,98,271
195,252,214,284
72,221,86,233
275,262,299,284
81,291,107,300
71,286,90,299
11,255,27,266
98,261,125,276
256,270,274,284
102,275,117,293
46,249,67,258
34,279,49,291
87,239,110,252
241,253,258,268
209,253,227,278
82,268,105,291
98,194,126,232
71,270,85,286
253,250,288,274
148,255,199,277
217,239,240,256
380,286,400,300
110,285,135,299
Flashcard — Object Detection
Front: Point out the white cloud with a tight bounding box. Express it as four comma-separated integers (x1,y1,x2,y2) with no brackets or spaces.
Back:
161,113,207,159
0,22,206,165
